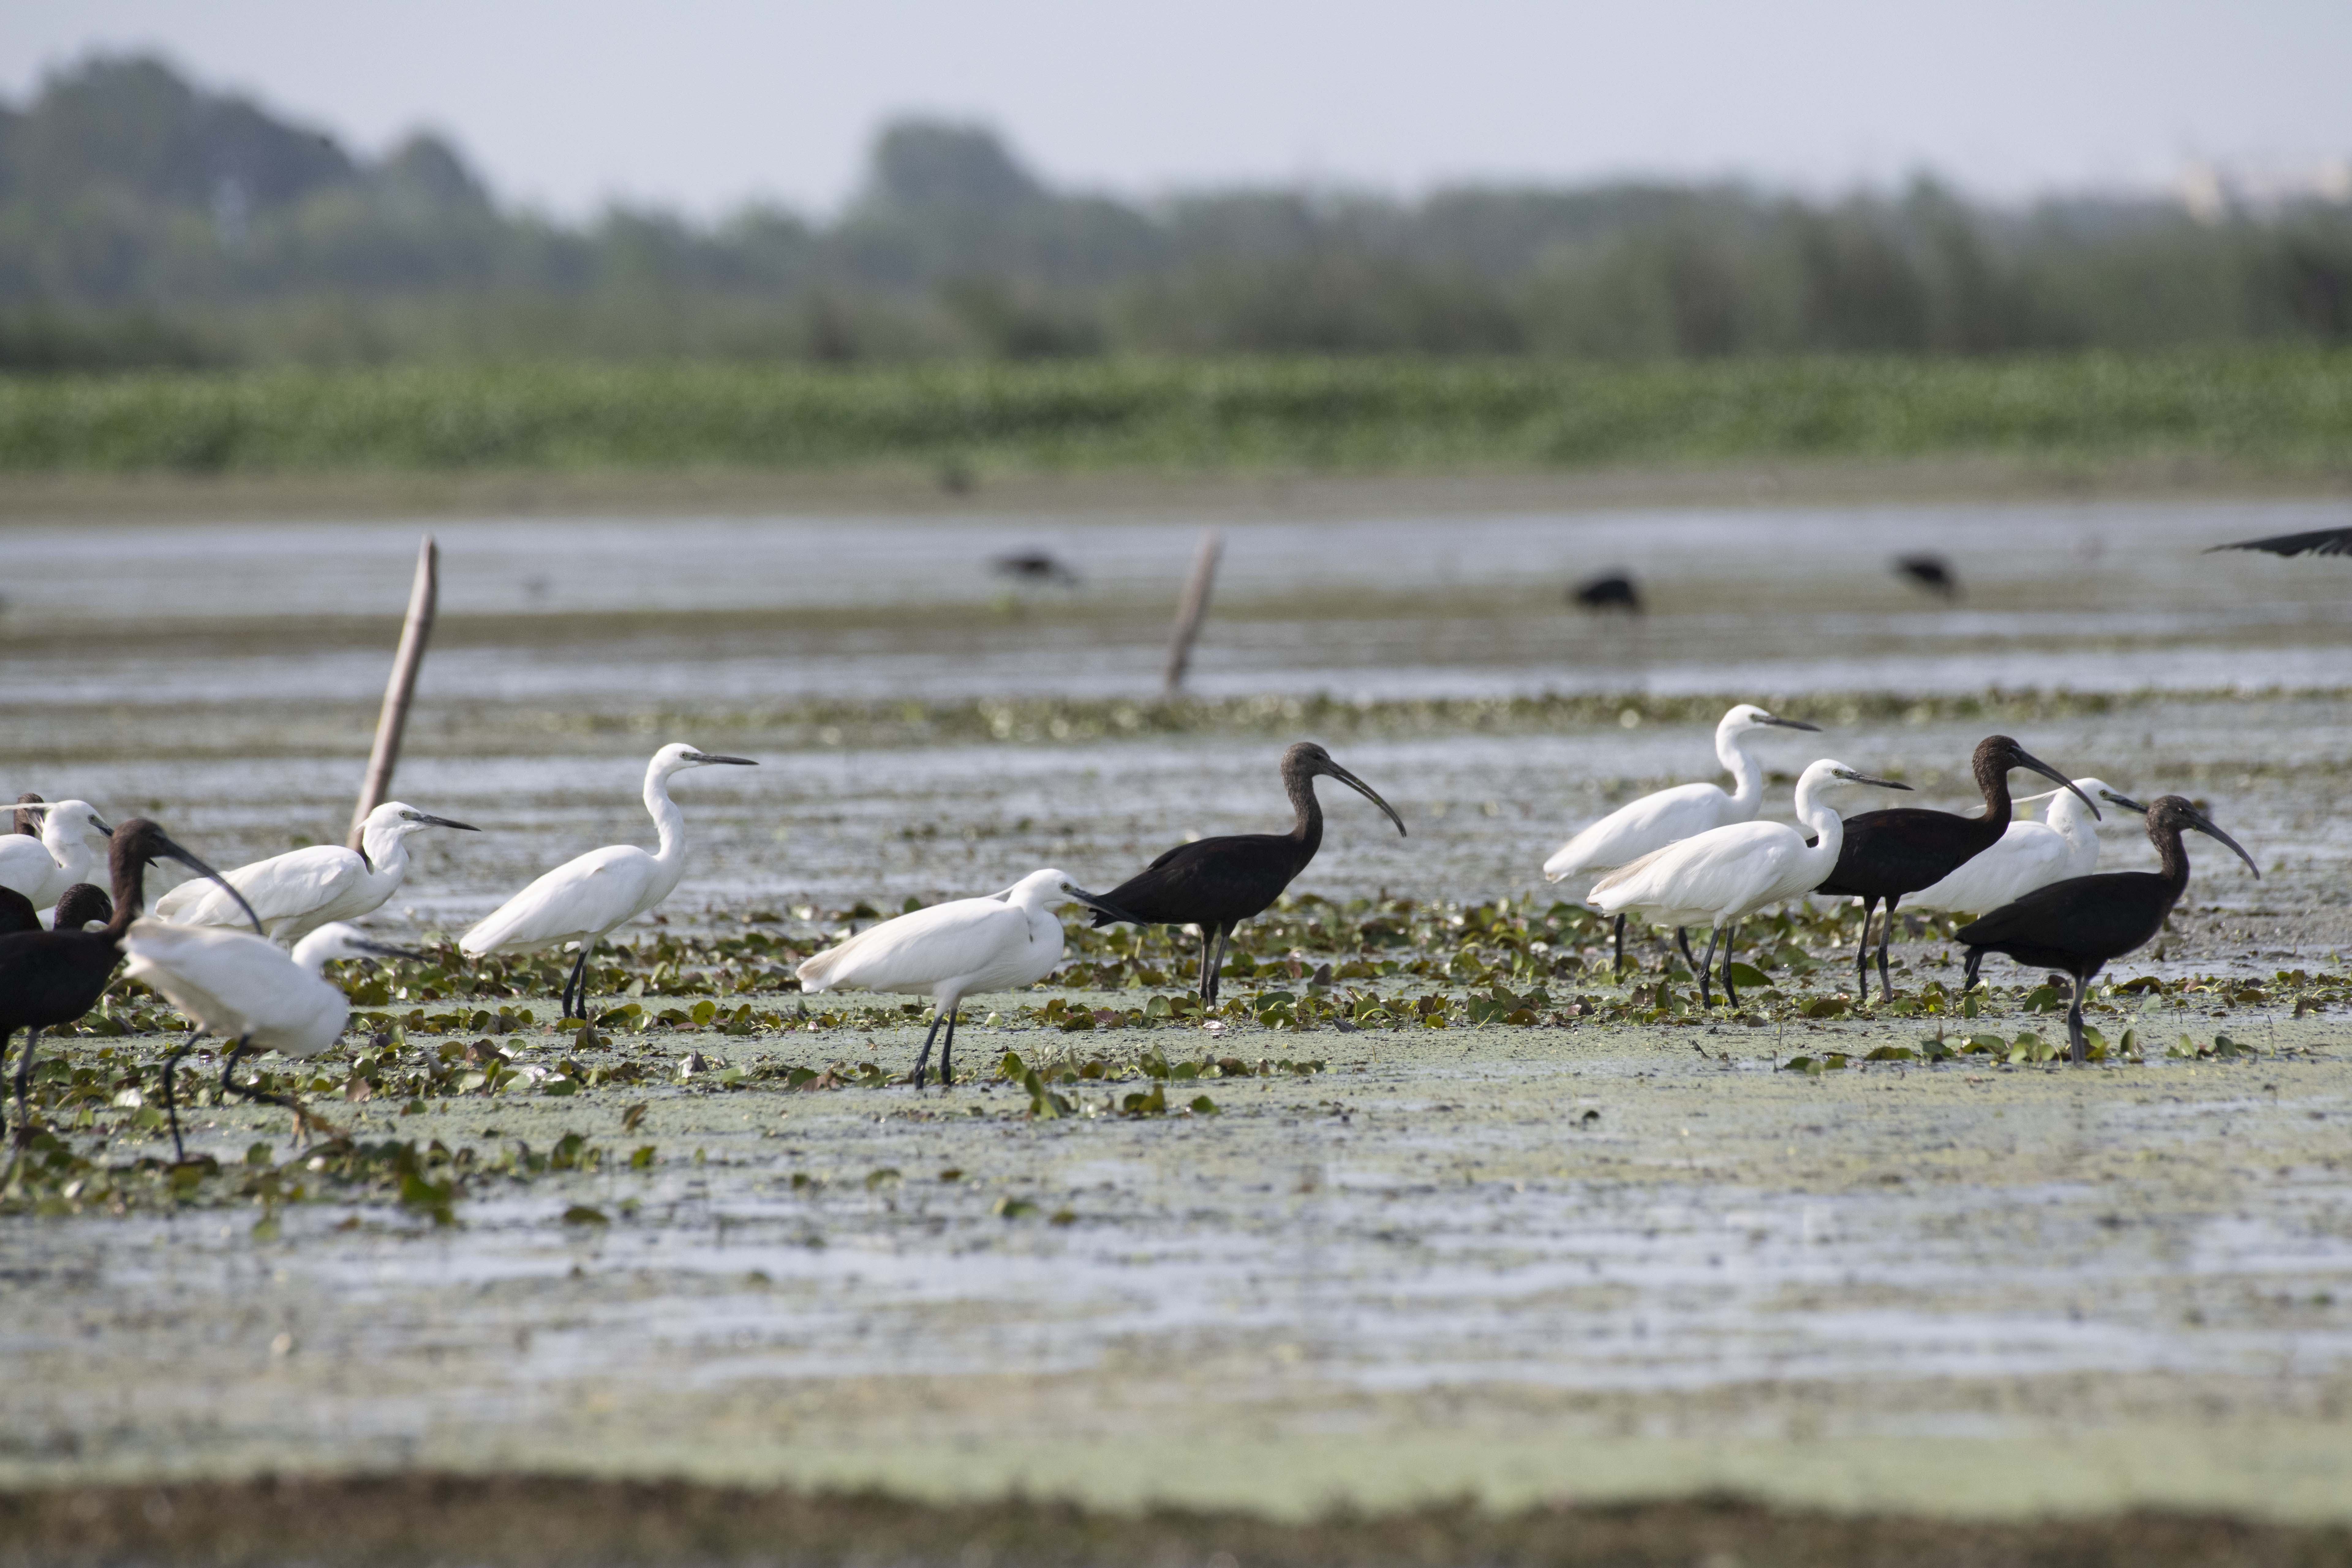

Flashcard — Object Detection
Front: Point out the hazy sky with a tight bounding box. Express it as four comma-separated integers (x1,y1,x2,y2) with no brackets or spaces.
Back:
6,0,2348,218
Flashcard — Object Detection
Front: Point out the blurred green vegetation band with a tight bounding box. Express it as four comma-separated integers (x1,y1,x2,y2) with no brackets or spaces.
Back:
2,351,2347,474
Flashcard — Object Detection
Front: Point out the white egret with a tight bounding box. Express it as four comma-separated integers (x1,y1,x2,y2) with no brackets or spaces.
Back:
1591,759,1911,1008
123,919,417,1157
1543,704,1819,974
156,801,478,942
797,869,1136,1088
0,800,113,915
1905,778,2145,918
461,743,756,1019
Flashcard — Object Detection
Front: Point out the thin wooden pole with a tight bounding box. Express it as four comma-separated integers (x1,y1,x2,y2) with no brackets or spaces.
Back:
1162,527,1223,694
350,535,439,848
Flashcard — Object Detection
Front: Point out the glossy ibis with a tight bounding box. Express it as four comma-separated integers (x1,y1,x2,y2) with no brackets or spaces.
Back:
1906,779,2145,918
123,919,418,1158
797,869,1136,1088
13,793,42,836
1894,554,1959,597
992,550,1080,586
157,800,477,942
1544,704,1820,976
1815,736,2095,1003
0,799,113,912
461,744,756,1020
0,887,36,936
1592,759,1910,1008
1958,796,2259,1063
0,820,256,1153
1089,742,1406,1004
1571,572,1642,613
2205,526,2352,558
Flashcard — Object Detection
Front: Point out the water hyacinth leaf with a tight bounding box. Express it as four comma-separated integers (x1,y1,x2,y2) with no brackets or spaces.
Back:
246,1142,274,1166
561,1205,610,1226
621,1102,649,1132
628,1145,656,1170
1189,1095,1220,1115
1724,963,1770,989
865,1168,901,1189
993,1196,1039,1219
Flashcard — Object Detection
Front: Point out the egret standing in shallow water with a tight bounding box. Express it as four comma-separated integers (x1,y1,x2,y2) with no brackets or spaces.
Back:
1905,779,2145,919
1591,759,1911,1008
1959,796,2259,1063
124,920,418,1157
1090,742,1406,1004
462,744,756,1020
1815,736,2095,1003
0,820,256,1152
156,800,477,942
798,869,1137,1088
1544,704,1820,975
0,800,113,914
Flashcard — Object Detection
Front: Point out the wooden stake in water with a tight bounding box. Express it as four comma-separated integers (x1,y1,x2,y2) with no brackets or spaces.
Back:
349,535,439,848
1162,527,1223,694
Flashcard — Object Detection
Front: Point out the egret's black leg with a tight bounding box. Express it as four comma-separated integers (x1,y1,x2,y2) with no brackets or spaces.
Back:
939,1008,959,1087
1721,921,1741,1008
1853,898,1878,997
1697,926,1720,1008
1876,895,1901,1003
911,1012,945,1090
562,941,594,1021
8,1025,42,1152
1964,948,1985,990
1675,927,1698,977
219,1036,327,1144
161,1027,202,1164
1611,914,1626,979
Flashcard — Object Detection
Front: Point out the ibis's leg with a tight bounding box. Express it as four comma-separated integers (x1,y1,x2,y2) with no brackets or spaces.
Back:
1208,925,1234,1005
1877,895,1901,1003
911,1012,945,1090
1196,927,1216,1003
8,1026,41,1151
1964,948,1984,990
1853,898,1877,997
1611,914,1626,979
1720,921,1741,1008
939,1008,959,1087
161,1027,202,1164
1697,926,1720,1009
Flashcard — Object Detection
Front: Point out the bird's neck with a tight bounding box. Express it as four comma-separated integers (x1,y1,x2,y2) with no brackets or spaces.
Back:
289,929,338,974
1792,781,1847,877
1284,766,1324,855
359,825,408,879
1972,762,2015,839
102,852,148,939
645,768,687,866
2151,821,2194,892
1717,731,1766,816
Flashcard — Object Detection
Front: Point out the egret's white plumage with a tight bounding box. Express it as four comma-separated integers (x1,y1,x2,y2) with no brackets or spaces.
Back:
798,868,1133,1087
155,801,477,942
0,800,112,914
1905,778,2144,917
1543,706,1819,887
461,743,756,1018
1591,758,1911,1005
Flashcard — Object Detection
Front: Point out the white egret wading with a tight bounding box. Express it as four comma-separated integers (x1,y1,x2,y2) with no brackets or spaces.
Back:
155,801,477,942
1591,759,1911,1008
797,869,1136,1088
1904,779,2146,919
1543,705,1819,973
123,919,417,1158
462,744,756,1020
0,800,113,916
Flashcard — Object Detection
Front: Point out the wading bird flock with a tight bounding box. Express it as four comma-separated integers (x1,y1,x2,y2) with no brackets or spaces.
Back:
0,699,2263,1154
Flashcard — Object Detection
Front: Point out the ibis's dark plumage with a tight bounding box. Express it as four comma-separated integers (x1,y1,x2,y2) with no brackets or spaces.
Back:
1091,742,1407,1003
2205,526,2352,559
0,820,255,1152
1895,554,1959,596
0,883,111,936
1815,736,2095,1002
1959,796,2258,1062
13,793,43,837
993,550,1080,586
1571,573,1642,613
0,887,36,935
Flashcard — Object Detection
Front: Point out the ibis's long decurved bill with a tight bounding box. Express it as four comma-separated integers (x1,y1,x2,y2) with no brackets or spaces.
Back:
1059,882,1141,924
2185,809,2261,878
2012,750,2099,819
351,938,428,961
158,835,265,935
1322,761,1408,838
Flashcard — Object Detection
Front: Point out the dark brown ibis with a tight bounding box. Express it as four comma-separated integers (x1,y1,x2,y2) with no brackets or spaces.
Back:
0,820,257,1154
1958,796,2259,1062
1814,736,2096,1002
1571,572,1642,613
1090,742,1407,1003
2205,526,2352,558
992,549,1080,586
0,887,36,935
1895,554,1959,597
49,884,114,930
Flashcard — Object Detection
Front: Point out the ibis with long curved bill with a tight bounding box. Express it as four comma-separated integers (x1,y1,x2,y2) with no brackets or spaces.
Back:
1958,796,2259,1063
156,800,477,943
1089,742,1406,1004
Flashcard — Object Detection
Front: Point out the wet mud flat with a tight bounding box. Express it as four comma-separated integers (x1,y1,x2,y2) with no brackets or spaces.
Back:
5,1004,2350,1527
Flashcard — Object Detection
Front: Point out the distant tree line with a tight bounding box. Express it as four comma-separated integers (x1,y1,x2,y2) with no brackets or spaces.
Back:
3,54,2350,370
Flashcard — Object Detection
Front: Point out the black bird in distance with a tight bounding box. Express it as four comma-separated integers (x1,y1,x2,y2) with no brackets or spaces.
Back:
1895,554,1959,597
1571,572,1642,613
1091,742,1407,1003
992,550,1081,586
1959,796,2258,1062
2205,526,2352,559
